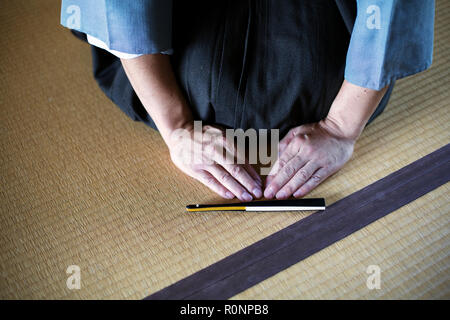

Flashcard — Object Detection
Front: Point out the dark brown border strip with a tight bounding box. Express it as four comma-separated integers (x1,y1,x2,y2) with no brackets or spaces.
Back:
146,144,450,300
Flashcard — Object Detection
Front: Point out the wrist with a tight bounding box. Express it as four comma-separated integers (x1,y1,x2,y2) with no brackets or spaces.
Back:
323,80,388,141
321,112,364,142
162,119,194,149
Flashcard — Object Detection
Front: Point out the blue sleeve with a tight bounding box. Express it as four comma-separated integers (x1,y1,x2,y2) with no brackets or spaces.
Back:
60,0,173,55
344,0,435,90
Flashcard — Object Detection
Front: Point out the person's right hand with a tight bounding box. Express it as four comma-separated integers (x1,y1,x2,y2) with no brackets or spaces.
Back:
167,124,262,201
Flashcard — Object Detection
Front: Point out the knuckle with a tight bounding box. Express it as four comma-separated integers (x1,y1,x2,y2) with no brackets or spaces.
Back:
310,174,321,183
230,165,242,176
283,186,292,195
204,176,216,186
298,169,309,181
290,128,298,138
271,181,280,190
278,158,288,169
221,172,232,183
283,165,296,178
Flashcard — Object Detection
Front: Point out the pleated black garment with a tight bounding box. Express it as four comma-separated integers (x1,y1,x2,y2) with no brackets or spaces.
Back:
84,0,394,137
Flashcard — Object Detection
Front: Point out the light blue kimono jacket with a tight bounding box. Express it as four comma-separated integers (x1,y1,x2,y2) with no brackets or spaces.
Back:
61,0,434,91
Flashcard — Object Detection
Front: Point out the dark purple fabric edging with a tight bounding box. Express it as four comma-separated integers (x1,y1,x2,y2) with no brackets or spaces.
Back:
146,144,450,300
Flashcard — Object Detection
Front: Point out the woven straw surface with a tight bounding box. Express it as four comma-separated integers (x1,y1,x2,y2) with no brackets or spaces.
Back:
0,0,448,299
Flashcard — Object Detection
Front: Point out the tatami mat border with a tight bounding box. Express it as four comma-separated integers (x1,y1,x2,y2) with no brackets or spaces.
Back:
146,144,450,299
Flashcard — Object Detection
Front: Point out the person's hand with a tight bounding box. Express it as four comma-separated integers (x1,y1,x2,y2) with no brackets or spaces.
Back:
168,124,262,201
121,53,386,201
264,119,356,199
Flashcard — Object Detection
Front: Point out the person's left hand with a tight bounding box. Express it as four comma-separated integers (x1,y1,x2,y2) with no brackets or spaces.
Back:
264,119,356,199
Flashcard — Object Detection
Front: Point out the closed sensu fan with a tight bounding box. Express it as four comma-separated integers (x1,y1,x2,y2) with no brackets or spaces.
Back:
186,199,326,212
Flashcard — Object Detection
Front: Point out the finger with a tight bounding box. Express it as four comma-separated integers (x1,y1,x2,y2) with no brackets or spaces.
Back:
208,165,253,201
265,174,274,187
293,167,332,198
213,145,262,198
244,163,263,187
264,140,302,195
267,141,299,178
275,161,320,200
195,170,235,199
221,163,262,198
264,156,308,199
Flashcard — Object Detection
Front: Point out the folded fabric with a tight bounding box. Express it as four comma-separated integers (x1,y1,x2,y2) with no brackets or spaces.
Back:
60,0,173,55
86,35,143,59
60,0,434,90
344,0,434,90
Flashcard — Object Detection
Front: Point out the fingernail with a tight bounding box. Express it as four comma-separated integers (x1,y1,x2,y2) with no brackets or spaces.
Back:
242,192,253,202
293,190,302,198
225,191,235,199
264,186,274,199
276,190,287,200
252,188,262,199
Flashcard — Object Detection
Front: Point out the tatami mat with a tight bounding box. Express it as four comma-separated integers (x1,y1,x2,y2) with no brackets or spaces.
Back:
0,0,448,299
233,184,450,299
